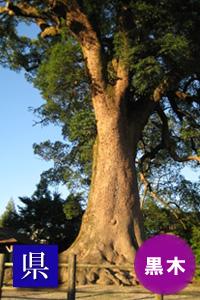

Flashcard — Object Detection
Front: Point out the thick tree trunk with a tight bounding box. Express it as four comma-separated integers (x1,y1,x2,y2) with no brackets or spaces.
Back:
60,95,146,285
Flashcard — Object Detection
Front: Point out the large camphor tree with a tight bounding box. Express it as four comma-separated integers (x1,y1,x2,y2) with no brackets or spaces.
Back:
0,0,200,284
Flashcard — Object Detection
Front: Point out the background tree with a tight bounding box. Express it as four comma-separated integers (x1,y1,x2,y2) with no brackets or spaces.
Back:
0,0,200,285
16,178,83,250
143,191,200,279
143,186,200,242
0,198,18,227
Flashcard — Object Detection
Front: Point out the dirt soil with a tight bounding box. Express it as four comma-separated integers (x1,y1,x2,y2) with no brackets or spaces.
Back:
1,284,200,300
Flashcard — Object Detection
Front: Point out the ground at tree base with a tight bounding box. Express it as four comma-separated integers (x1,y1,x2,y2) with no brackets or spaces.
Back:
1,284,200,300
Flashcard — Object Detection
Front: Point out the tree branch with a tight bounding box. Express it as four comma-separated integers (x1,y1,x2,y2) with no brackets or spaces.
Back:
40,25,60,38
153,80,168,102
139,172,187,229
115,62,129,104
139,142,164,170
175,90,200,104
168,94,184,121
140,177,148,209
168,93,200,133
8,2,41,18
156,105,200,163
66,2,106,95
0,1,60,37
114,4,134,104
0,1,107,98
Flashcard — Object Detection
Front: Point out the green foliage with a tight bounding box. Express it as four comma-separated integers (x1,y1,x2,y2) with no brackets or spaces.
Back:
159,33,191,65
15,178,83,248
143,200,172,237
33,107,96,190
67,109,96,176
144,197,199,240
113,32,135,67
31,34,95,191
132,56,164,94
34,37,86,107
0,199,17,227
144,197,200,277
63,194,83,220
68,110,95,143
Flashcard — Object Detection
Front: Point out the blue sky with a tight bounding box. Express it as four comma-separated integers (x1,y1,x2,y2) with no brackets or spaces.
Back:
0,22,68,213
0,68,68,213
0,23,199,214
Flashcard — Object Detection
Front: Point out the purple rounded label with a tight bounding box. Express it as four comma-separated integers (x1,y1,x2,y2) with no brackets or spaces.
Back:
134,234,196,294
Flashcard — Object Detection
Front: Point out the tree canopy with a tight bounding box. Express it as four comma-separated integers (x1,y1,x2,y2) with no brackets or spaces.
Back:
1,179,83,250
0,1,200,282
0,198,17,227
0,0,199,216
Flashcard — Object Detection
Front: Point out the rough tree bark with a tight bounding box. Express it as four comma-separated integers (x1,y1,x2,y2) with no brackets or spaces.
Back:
64,108,142,260
60,87,154,285
58,5,156,285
